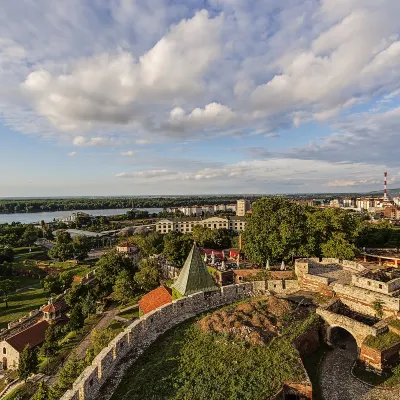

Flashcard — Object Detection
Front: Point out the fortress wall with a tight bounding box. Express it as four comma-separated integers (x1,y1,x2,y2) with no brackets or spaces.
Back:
60,281,268,400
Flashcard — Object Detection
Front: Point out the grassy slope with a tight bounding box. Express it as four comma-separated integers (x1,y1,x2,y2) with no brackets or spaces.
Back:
0,286,48,329
111,311,315,400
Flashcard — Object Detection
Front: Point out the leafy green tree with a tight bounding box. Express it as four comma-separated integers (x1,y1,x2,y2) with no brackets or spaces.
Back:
57,354,82,391
18,345,39,381
49,242,74,261
129,232,164,256
0,246,14,264
91,328,116,355
243,198,307,265
43,275,61,295
0,279,17,308
163,232,193,267
95,250,137,288
68,305,85,331
73,235,92,261
41,325,59,357
58,270,75,291
32,381,50,400
112,270,137,304
320,232,358,259
55,231,72,245
22,225,39,245
134,259,160,292
81,291,97,317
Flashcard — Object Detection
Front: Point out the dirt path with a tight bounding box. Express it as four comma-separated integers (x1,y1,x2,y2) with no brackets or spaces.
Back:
74,307,119,359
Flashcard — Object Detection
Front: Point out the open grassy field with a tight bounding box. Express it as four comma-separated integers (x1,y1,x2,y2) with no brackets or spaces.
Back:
0,285,48,329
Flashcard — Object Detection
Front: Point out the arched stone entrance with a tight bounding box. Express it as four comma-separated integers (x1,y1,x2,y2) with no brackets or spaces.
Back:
328,326,358,354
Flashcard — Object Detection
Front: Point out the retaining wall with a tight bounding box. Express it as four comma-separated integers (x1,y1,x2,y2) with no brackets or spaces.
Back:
60,281,267,400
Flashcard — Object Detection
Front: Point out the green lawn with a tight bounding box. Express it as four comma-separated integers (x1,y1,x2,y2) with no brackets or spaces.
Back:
118,308,139,320
0,286,48,329
8,275,40,289
111,311,315,400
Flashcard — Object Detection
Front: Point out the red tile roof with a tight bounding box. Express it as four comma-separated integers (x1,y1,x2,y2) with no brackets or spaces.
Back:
41,298,67,313
6,320,50,353
138,286,173,315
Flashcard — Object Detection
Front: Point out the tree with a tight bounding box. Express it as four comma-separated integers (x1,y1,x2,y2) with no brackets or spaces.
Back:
134,259,160,292
95,250,137,288
43,275,61,295
57,354,82,391
49,242,74,261
320,232,358,259
32,381,50,400
55,231,72,245
73,235,92,261
22,225,39,245
58,270,75,292
243,198,307,265
81,291,97,317
0,279,17,308
129,232,164,256
18,345,39,381
41,325,59,357
373,299,384,319
163,232,193,267
91,328,116,355
0,246,14,264
68,305,85,331
112,270,137,304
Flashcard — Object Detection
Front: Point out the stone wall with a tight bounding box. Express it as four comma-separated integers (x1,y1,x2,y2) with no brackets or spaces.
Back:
316,307,379,347
267,280,299,294
60,281,268,400
333,283,400,317
352,275,400,295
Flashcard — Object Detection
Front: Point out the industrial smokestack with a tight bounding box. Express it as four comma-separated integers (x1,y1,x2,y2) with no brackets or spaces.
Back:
384,172,388,200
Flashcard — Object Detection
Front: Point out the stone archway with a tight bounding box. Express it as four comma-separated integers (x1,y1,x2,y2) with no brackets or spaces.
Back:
328,326,359,354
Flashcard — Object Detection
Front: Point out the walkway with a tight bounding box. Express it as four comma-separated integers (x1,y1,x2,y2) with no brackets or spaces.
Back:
319,337,399,400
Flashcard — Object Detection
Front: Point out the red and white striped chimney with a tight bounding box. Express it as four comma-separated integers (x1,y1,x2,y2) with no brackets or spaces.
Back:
384,172,388,199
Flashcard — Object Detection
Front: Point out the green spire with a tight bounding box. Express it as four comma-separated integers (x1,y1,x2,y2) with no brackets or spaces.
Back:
172,244,219,297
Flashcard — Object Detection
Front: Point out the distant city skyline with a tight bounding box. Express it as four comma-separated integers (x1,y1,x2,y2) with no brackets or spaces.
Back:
1,1,400,196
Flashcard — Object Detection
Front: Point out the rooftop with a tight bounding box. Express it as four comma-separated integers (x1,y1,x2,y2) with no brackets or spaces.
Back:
6,320,50,352
138,286,172,315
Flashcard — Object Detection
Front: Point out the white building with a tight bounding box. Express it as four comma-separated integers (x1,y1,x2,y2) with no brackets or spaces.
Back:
155,216,246,234
236,199,251,216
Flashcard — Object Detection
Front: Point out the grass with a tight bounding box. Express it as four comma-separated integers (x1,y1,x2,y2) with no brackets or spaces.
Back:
118,308,139,320
364,332,400,350
7,275,40,289
110,308,315,400
2,381,38,400
12,246,42,254
389,319,400,330
0,286,48,329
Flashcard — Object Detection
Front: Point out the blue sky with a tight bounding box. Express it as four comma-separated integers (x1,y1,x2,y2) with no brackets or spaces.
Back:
1,0,400,196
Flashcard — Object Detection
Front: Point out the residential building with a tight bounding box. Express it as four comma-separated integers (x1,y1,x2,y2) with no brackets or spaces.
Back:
155,216,246,234
384,206,400,220
236,199,251,216
1,298,68,370
116,242,140,262
342,197,356,208
329,199,341,208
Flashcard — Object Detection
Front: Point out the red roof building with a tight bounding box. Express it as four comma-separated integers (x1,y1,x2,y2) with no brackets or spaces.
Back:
138,286,173,315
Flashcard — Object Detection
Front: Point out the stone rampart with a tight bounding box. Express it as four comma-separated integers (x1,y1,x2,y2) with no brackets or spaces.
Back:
60,281,267,400
333,283,400,317
267,280,299,294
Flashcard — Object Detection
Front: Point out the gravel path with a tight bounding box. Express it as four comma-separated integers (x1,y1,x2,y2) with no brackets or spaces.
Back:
319,337,399,400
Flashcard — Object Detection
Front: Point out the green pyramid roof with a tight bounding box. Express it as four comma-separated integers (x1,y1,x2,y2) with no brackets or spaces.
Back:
172,244,219,297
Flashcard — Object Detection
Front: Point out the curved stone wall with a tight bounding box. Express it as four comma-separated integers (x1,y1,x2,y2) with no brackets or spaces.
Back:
60,281,267,400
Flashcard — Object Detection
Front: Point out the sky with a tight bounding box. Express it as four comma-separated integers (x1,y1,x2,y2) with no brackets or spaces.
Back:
1,0,400,197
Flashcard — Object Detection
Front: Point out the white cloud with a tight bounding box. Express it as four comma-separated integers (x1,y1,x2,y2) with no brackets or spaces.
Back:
265,133,279,138
67,151,77,157
116,170,174,179
72,136,110,147
120,150,134,156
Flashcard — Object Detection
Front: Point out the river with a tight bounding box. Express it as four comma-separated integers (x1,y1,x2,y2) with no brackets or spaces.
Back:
0,208,163,224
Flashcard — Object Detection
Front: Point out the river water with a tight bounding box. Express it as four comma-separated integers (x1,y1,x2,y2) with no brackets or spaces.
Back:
0,208,163,224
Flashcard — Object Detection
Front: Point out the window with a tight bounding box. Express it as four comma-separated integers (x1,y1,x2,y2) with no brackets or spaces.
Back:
2,348,6,354
89,378,93,387
368,281,371,286
379,284,383,289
